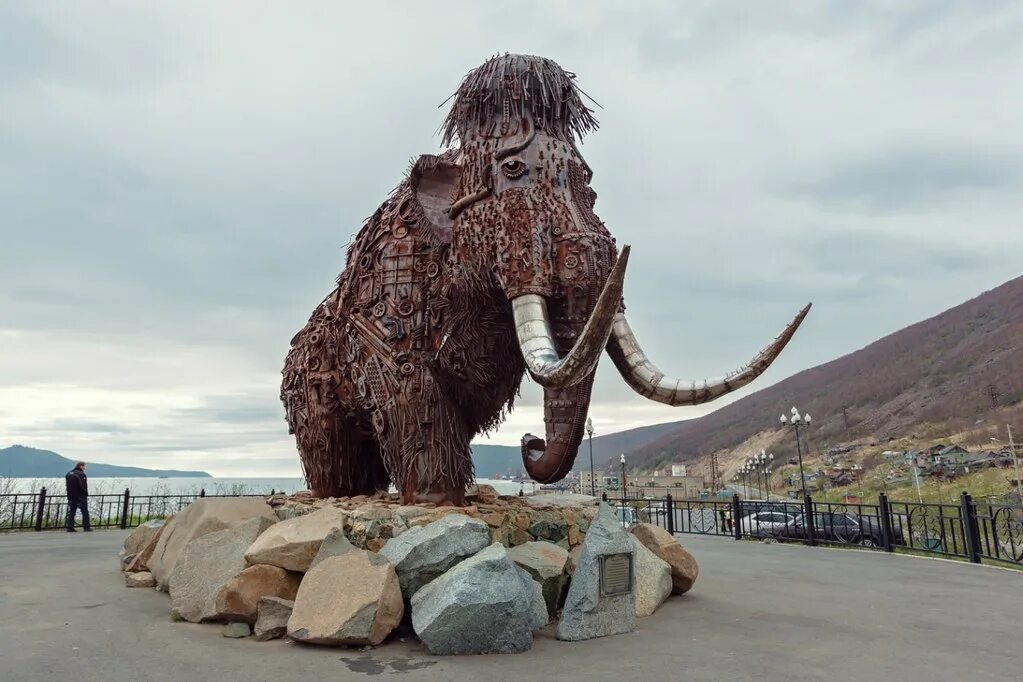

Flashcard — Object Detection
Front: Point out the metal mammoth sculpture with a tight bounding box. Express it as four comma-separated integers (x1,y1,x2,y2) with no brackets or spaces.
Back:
281,54,810,504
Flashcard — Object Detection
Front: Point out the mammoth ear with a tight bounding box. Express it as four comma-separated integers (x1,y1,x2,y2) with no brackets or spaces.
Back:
409,153,461,244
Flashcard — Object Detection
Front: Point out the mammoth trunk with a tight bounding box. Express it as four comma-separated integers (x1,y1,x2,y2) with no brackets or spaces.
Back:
521,373,596,483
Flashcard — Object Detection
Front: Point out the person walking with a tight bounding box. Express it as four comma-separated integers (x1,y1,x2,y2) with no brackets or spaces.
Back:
65,461,91,532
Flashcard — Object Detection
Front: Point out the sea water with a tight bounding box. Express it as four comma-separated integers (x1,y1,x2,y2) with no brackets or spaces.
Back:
5,476,539,498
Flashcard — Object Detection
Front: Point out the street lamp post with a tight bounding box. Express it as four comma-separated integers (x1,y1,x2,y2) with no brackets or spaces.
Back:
586,418,596,497
620,453,627,502
781,407,811,494
764,466,772,499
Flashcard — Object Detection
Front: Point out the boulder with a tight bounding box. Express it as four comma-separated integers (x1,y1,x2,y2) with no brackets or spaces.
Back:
125,571,156,588
244,505,348,572
527,512,568,543
521,568,549,631
214,564,302,624
287,550,403,647
125,520,169,573
150,498,277,588
630,523,699,595
466,484,499,505
122,519,165,559
507,541,569,618
524,493,598,508
168,516,276,623
630,536,672,617
254,597,294,641
222,622,251,638
307,527,356,570
411,543,538,655
378,514,490,600
557,503,636,641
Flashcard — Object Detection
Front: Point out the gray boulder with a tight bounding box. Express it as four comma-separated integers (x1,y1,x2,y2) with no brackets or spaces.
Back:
168,516,275,623
254,597,293,641
557,503,636,641
378,514,490,599
630,536,672,617
507,541,569,618
307,527,356,570
410,543,538,655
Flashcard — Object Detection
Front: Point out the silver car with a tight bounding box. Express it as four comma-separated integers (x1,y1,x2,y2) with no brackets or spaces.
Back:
741,510,795,536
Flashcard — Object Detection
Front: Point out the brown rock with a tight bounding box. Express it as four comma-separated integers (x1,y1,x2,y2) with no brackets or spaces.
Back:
254,597,293,641
214,564,302,624
288,550,404,647
366,538,386,552
566,545,583,575
150,498,277,588
125,571,157,588
630,523,699,595
243,505,348,572
122,520,165,562
482,511,506,528
125,520,169,573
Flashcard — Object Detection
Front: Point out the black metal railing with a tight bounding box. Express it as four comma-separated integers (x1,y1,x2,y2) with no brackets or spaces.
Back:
604,489,1023,569
0,488,273,532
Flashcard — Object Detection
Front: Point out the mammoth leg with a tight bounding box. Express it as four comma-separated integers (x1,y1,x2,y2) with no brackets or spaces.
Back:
378,379,474,506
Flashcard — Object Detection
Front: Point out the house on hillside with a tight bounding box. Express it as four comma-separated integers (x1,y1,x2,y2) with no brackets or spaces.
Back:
931,445,970,467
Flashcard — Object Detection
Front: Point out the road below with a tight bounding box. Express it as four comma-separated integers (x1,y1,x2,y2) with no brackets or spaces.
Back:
1,529,1020,681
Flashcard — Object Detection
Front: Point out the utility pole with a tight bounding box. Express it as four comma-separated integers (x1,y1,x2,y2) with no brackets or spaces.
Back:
1008,424,1021,505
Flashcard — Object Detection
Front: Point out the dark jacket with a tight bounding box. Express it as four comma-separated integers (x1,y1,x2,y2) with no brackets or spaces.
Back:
65,468,88,500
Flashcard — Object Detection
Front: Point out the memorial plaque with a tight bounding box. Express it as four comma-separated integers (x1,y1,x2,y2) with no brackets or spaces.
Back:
599,552,633,596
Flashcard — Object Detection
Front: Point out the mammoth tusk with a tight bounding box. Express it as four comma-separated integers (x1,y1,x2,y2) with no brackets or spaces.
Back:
512,245,631,388
606,303,812,406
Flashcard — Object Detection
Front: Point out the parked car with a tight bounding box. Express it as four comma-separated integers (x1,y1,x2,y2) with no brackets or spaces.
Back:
741,511,796,536
779,511,904,547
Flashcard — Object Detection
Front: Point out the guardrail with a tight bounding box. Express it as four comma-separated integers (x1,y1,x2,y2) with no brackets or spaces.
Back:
605,489,1023,569
0,488,272,532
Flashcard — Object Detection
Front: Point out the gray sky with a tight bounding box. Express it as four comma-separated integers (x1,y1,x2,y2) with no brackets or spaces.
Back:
2,2,1021,476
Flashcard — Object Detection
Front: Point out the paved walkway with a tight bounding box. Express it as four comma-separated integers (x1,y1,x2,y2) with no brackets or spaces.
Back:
1,530,1020,681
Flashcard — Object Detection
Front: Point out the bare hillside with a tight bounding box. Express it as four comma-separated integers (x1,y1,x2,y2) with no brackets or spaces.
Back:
628,275,1023,472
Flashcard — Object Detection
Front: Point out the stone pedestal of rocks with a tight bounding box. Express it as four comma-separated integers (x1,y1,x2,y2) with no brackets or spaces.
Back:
557,503,636,641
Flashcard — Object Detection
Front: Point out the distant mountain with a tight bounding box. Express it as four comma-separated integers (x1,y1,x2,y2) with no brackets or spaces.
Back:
469,420,684,478
0,445,212,478
627,275,1023,471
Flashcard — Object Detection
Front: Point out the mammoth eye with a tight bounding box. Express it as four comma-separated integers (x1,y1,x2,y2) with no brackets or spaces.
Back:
501,157,527,179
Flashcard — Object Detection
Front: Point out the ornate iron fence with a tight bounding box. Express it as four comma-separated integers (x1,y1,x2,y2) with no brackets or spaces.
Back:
0,488,272,532
604,489,1023,569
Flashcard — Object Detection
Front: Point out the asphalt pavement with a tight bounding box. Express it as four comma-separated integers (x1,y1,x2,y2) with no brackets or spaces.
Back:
1,529,1020,681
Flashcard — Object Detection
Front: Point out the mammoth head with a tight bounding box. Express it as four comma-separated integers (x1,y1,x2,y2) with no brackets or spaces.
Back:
412,54,811,484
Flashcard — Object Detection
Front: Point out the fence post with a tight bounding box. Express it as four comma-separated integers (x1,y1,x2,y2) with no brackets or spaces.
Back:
665,493,675,534
878,492,895,552
34,487,47,531
731,494,742,540
960,491,982,564
120,488,131,529
803,494,817,546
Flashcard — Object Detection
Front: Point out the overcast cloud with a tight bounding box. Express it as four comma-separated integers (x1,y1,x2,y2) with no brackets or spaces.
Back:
2,2,1021,476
